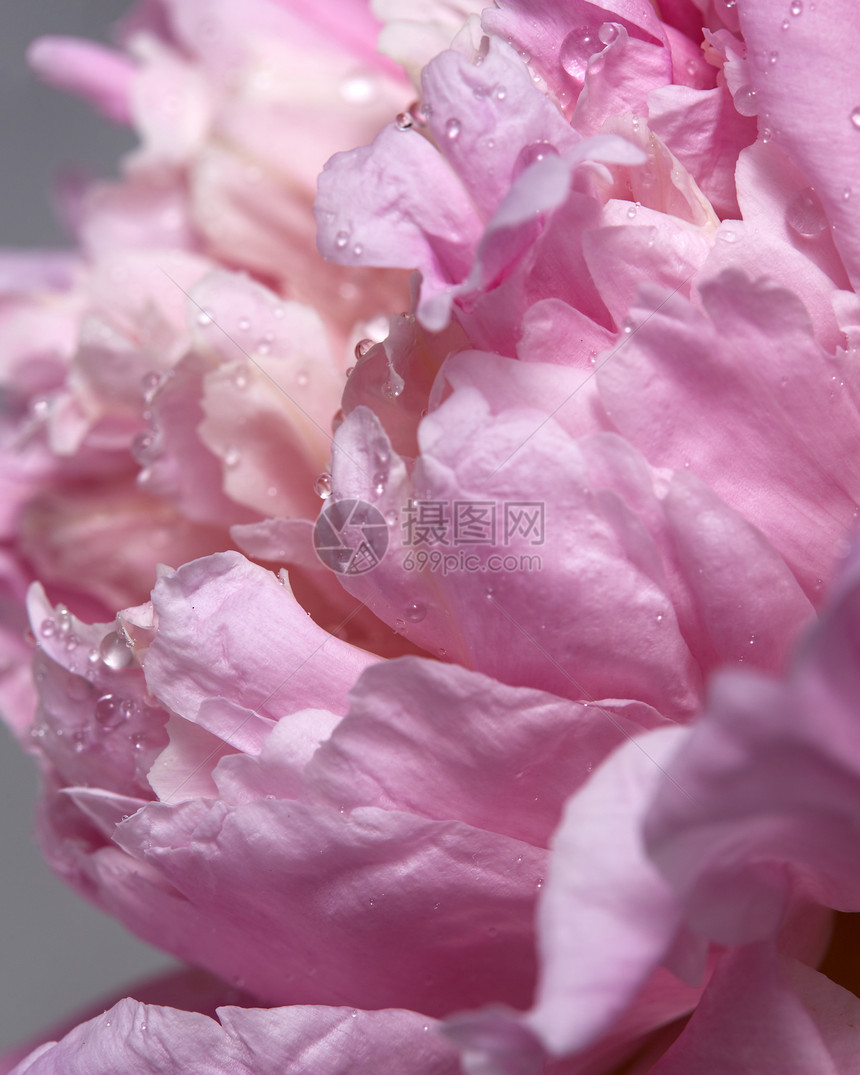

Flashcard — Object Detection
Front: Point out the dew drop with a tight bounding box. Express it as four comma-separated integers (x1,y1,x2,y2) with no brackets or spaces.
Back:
769,50,779,64
224,446,241,468
598,22,620,45
626,202,639,219
445,117,462,140
40,619,56,639
394,617,406,630
791,0,802,11
196,309,213,326
314,472,333,499
405,601,427,623
844,187,853,200
395,112,413,130
735,85,758,116
95,694,126,729
345,365,354,378
761,127,773,143
852,108,860,130
140,371,163,401
438,647,447,658
786,186,827,237
238,317,250,332
354,338,373,359
720,229,738,243
495,87,507,101
781,18,790,29
353,243,363,256
512,140,559,178
99,631,133,671
335,230,349,249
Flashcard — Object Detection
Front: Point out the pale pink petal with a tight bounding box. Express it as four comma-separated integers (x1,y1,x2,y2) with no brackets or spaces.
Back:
597,271,860,595
27,37,135,125
143,552,379,724
527,726,689,1055
482,0,670,113
647,81,756,219
645,543,860,945
316,123,482,307
330,402,703,719
419,37,579,221
26,585,169,797
573,25,672,136
305,656,667,847
738,0,860,289
11,998,460,1075
112,797,545,1013
648,947,860,1075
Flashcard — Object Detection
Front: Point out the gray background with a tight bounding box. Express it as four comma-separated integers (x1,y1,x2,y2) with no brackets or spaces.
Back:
0,1,178,1056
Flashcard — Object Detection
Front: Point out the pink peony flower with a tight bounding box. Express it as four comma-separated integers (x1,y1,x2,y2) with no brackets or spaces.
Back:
4,0,860,1071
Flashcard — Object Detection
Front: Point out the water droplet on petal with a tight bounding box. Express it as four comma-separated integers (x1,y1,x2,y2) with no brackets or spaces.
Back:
512,141,559,179
353,243,363,256
99,631,133,670
781,18,790,29
405,601,427,623
335,230,349,249
224,446,241,468
791,0,802,11
787,186,827,236
495,86,507,101
735,85,758,116
445,117,461,140
140,371,163,401
354,338,373,359
196,309,213,326
40,619,56,639
238,317,250,332
719,229,738,243
314,473,333,499
769,50,779,64
95,694,126,729
851,108,860,129
761,127,773,143
626,202,639,219
598,22,619,45
395,112,413,130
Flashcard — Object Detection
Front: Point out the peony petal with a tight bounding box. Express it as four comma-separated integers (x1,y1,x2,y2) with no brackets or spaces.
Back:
114,797,545,1014
305,655,668,847
597,271,860,595
10,998,460,1075
143,552,380,724
527,726,689,1055
648,947,860,1075
738,0,860,290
